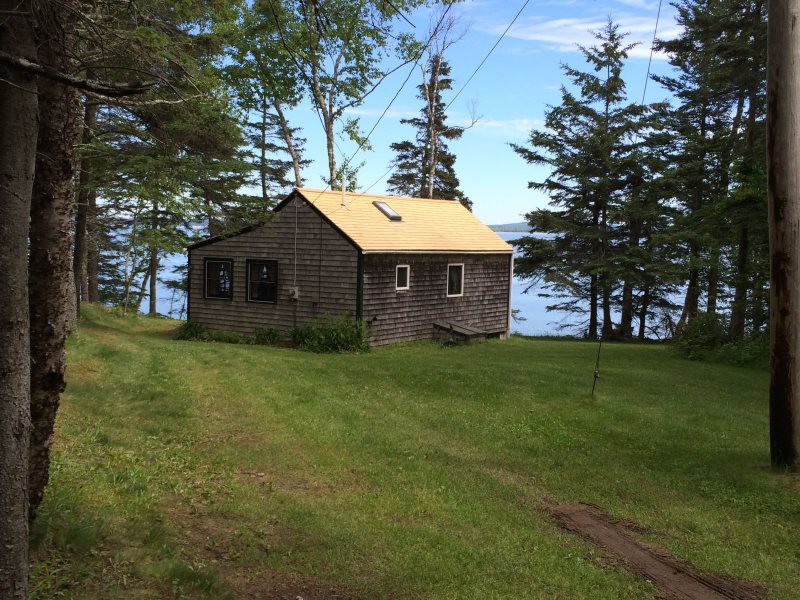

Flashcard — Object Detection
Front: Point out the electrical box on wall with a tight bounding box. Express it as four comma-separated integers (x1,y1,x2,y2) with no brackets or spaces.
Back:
289,286,299,301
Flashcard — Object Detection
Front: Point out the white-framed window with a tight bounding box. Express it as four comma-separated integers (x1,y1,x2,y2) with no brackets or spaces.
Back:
447,263,464,297
396,264,410,291
204,258,233,299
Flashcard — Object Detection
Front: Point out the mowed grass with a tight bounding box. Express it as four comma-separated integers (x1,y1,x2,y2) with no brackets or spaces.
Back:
30,306,799,599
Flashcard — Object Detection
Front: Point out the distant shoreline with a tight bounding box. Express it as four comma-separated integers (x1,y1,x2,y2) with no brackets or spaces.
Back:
489,221,530,233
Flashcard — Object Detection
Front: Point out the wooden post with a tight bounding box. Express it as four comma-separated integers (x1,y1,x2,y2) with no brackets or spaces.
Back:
767,0,800,469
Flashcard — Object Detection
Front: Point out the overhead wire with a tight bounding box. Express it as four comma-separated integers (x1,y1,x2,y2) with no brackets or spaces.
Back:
304,1,456,205
444,0,531,112
641,0,664,105
365,0,532,193
593,0,663,397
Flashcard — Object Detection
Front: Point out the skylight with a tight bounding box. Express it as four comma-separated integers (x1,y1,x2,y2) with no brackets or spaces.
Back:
373,201,402,221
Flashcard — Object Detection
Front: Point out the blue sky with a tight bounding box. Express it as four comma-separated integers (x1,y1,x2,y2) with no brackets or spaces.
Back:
284,0,680,225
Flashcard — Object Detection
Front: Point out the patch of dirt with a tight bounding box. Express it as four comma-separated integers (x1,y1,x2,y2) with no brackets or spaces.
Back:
232,570,353,600
550,503,767,600
165,495,356,599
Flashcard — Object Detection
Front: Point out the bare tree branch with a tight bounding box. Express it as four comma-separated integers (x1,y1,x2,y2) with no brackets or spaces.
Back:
0,49,157,96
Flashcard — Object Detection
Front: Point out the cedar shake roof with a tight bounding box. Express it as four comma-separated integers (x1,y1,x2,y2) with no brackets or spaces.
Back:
290,188,513,254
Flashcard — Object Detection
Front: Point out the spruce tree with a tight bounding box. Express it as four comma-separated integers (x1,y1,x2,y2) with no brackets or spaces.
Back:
654,0,767,337
512,21,650,339
387,54,471,209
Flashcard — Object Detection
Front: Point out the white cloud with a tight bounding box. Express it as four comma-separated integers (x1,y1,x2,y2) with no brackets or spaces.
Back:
482,14,680,61
473,117,543,134
614,0,660,10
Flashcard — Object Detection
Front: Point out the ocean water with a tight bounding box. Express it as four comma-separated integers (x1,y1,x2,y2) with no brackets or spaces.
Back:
147,232,573,335
496,232,578,336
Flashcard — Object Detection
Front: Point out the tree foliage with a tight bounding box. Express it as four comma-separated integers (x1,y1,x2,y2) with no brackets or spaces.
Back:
388,53,471,208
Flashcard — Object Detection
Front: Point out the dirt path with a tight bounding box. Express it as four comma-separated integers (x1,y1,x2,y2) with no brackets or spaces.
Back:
551,504,766,600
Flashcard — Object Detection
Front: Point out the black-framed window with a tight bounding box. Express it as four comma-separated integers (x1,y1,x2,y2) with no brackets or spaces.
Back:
247,259,278,303
396,264,410,291
205,258,233,299
447,263,464,297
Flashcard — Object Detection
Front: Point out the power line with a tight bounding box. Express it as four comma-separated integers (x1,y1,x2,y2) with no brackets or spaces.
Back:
593,0,664,394
365,0,531,194
307,2,455,204
444,0,531,112
641,0,663,105
364,164,395,194
344,3,454,168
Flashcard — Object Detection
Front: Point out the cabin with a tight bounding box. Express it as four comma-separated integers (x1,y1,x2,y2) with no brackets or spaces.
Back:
186,187,513,346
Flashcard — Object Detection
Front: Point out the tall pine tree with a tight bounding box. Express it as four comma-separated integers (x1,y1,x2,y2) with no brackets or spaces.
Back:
512,21,651,338
387,53,471,209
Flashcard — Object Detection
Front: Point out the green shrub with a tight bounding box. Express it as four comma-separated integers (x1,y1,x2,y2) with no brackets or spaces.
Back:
174,320,209,341
175,321,248,345
253,327,281,346
674,312,727,360
674,312,768,368
208,330,246,344
706,335,769,368
291,316,370,353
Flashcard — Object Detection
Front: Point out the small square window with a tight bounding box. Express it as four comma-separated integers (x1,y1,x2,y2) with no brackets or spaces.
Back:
205,259,233,299
447,263,464,297
247,259,278,303
396,265,410,291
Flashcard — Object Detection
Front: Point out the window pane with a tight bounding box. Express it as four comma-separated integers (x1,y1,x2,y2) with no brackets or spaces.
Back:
206,260,232,298
248,260,278,302
396,266,409,289
448,265,463,296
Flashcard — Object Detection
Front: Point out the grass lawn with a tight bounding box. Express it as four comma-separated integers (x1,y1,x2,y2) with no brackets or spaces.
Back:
30,307,799,599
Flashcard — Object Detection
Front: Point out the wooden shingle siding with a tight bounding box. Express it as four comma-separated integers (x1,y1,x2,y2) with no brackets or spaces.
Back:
362,253,511,345
188,198,358,336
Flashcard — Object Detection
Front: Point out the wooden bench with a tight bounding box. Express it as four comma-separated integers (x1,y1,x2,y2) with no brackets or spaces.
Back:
433,320,489,343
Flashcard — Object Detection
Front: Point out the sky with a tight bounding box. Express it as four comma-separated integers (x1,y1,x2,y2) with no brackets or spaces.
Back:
283,0,682,226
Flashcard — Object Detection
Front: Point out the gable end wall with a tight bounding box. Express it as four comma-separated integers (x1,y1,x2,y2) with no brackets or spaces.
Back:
188,198,358,336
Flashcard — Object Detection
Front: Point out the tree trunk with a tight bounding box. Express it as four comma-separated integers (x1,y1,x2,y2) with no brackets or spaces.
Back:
259,97,269,202
620,220,642,339
638,286,651,341
732,56,762,339
601,280,613,339
148,254,157,316
676,242,701,334
28,9,82,520
148,199,158,316
73,99,98,316
588,198,600,340
767,0,800,469
729,225,750,338
326,117,337,188
600,205,613,339
707,247,720,315
620,281,634,339
0,3,37,595
274,101,302,187
87,188,99,302
137,269,151,311
589,273,598,340
424,56,441,199
752,276,767,334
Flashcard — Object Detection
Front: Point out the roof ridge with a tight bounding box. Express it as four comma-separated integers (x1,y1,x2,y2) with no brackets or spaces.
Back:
296,187,460,204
